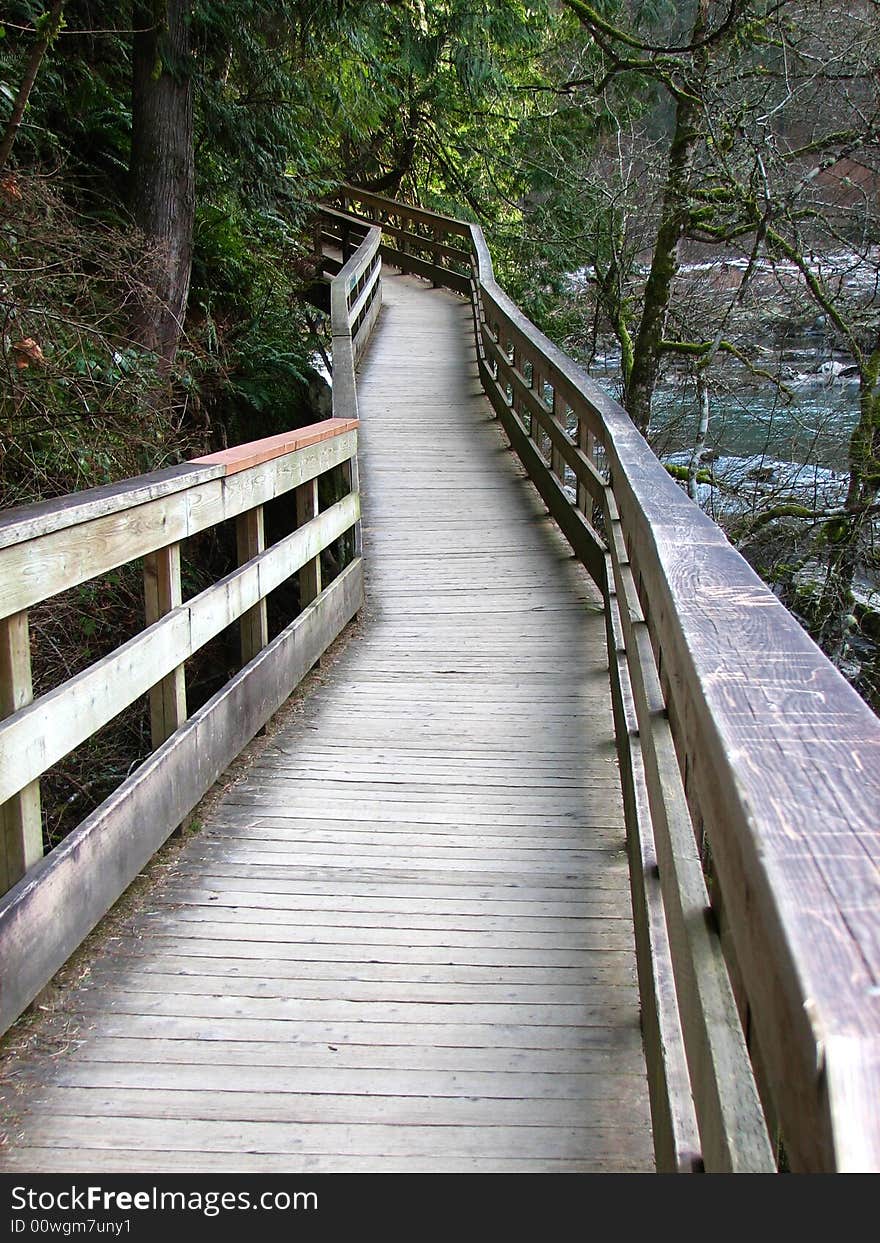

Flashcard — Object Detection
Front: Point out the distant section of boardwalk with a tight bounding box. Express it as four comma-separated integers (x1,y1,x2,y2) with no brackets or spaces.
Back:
0,273,654,1173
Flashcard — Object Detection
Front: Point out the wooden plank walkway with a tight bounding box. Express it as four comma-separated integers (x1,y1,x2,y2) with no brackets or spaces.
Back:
0,272,654,1172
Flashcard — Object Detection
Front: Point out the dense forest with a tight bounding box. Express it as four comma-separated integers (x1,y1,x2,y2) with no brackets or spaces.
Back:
1,0,878,839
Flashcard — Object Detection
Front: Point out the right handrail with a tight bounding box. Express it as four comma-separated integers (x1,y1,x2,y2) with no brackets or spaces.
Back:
331,184,880,1174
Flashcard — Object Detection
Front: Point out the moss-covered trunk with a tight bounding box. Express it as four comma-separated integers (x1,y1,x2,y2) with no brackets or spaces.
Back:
623,0,710,436
817,358,880,655
624,94,703,434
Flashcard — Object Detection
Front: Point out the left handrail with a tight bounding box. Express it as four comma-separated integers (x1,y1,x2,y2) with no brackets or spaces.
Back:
0,218,383,1036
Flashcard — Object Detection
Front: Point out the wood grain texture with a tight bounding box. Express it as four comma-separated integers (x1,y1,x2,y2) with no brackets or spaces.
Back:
0,494,360,806
455,208,880,1172
0,463,224,551
344,193,880,1171
0,430,358,621
0,273,653,1174
0,612,42,891
143,542,187,748
604,493,773,1172
235,507,268,666
0,559,363,1037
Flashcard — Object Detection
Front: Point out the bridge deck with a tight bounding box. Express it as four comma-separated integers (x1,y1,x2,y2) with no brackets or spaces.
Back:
0,273,653,1172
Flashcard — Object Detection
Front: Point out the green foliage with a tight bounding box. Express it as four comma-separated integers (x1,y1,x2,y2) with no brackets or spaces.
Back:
665,462,714,485
0,174,198,506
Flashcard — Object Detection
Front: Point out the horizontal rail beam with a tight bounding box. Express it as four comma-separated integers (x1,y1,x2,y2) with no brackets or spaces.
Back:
336,184,473,238
0,430,357,620
0,559,364,1035
378,244,470,296
0,494,359,807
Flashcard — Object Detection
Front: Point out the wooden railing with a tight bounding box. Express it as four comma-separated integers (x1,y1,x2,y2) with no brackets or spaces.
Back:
0,220,383,1036
332,185,880,1174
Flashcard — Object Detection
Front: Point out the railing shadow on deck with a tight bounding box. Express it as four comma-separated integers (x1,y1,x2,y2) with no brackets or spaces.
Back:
0,221,382,1041
322,186,880,1174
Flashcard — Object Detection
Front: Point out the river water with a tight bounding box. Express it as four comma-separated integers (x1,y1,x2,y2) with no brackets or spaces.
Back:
585,341,861,517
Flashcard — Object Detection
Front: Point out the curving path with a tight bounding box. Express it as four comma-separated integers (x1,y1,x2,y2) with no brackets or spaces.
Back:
0,272,653,1172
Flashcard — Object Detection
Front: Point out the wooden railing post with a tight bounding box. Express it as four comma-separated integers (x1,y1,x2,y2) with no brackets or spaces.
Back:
342,454,362,559
511,345,522,418
0,611,42,891
143,543,187,748
296,478,322,606
431,226,441,288
551,389,567,484
236,505,269,665
469,256,485,362
531,366,544,449
579,419,597,521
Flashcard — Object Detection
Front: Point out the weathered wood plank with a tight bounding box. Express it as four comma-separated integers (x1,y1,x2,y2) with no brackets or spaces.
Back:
605,490,773,1172
72,989,639,1028
83,945,640,986
84,966,633,1001
36,1058,648,1100
335,186,473,238
378,244,471,295
0,611,42,892
0,430,357,620
2,1116,649,1161
604,553,701,1172
148,879,627,912
25,1085,647,1129
57,1035,647,1074
0,463,224,551
295,478,321,607
0,494,359,806
143,542,187,748
192,417,359,474
236,506,268,665
0,560,363,1035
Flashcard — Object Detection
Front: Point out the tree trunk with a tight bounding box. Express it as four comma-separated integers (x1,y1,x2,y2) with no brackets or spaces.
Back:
624,0,710,435
624,87,703,435
688,368,711,499
130,1,194,368
0,2,65,173
817,370,880,655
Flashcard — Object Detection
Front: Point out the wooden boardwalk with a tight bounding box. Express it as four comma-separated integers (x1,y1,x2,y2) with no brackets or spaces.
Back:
0,273,653,1173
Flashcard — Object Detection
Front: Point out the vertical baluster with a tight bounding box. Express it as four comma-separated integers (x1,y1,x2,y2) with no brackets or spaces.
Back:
470,255,484,362
296,477,322,607
143,544,187,748
0,611,42,891
551,389,566,485
578,416,596,518
511,344,521,416
343,453,362,560
531,364,544,450
431,226,441,288
236,505,269,665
